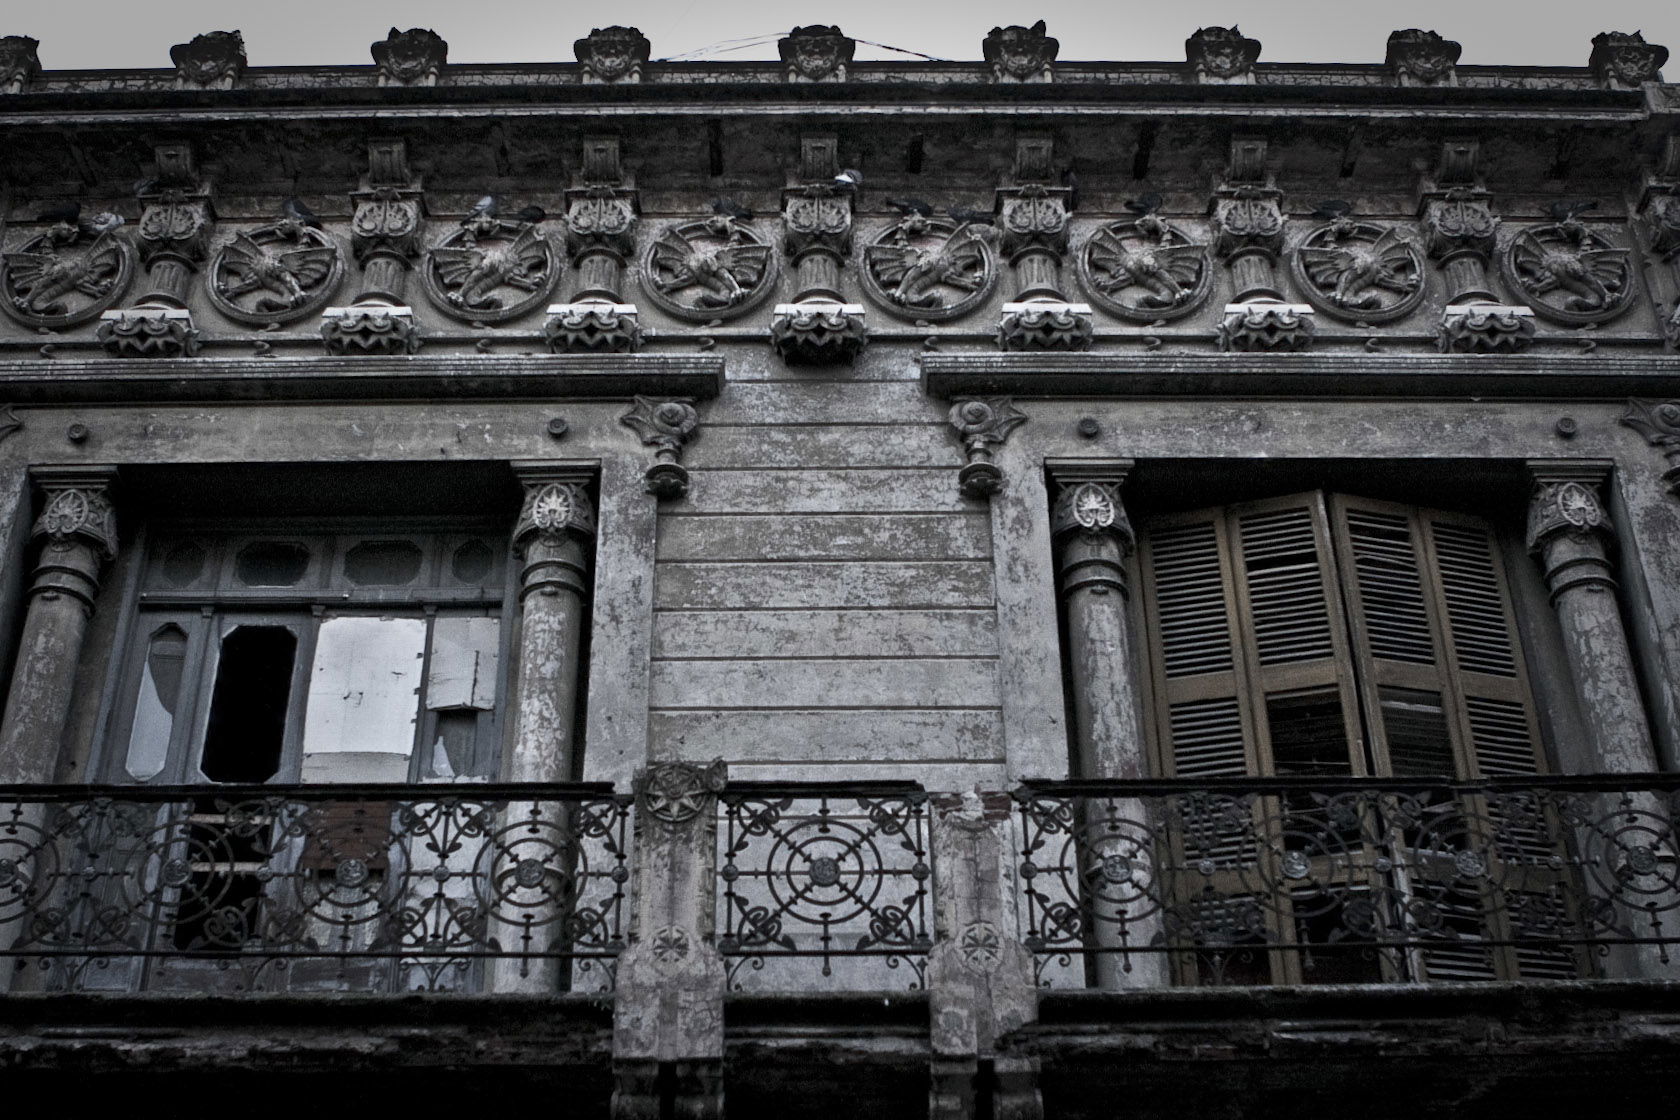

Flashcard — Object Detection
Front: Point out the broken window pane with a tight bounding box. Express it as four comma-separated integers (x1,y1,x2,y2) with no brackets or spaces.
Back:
125,624,188,781
300,616,426,783
200,626,297,783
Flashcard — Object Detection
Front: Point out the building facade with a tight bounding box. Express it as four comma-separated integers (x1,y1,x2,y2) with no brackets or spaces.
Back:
0,22,1679,1117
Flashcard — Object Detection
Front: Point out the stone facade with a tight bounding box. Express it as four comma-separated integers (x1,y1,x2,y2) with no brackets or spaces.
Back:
1,24,1680,1118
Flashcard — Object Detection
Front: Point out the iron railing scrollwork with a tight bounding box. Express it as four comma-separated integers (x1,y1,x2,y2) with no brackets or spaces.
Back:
0,783,630,993
1015,775,1680,988
716,782,933,990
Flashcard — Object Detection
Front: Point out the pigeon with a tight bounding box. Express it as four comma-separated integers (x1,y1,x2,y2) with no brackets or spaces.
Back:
281,196,323,228
710,198,754,221
834,168,864,191
948,206,994,226
132,177,160,197
1124,192,1163,216
37,201,81,225
81,212,126,235
887,197,934,217
514,205,547,224
465,195,498,221
1549,199,1597,221
1312,199,1355,219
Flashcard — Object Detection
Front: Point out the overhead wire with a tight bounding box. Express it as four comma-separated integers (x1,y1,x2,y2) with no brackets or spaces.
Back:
655,31,950,64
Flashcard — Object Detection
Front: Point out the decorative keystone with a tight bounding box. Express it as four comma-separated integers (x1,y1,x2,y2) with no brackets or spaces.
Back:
621,397,700,499
1185,26,1260,84
983,21,1056,83
634,759,726,826
1386,29,1461,87
997,300,1093,351
949,398,1026,499
97,307,200,358
372,27,447,86
575,26,650,84
1217,301,1315,352
170,30,246,89
770,301,867,365
1621,399,1680,497
1590,31,1668,89
1438,304,1535,354
321,305,421,355
780,25,853,82
0,35,41,93
544,301,643,353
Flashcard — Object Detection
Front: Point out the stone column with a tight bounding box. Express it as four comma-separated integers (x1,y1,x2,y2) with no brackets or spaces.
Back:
613,760,728,1120
0,467,119,785
1047,463,1169,990
547,136,644,354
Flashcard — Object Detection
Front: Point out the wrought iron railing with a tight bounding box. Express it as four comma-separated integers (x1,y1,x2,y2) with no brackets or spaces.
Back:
716,782,932,990
0,784,630,993
1014,775,1680,988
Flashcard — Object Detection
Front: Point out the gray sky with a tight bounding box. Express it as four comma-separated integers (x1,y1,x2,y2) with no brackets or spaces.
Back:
14,0,1679,69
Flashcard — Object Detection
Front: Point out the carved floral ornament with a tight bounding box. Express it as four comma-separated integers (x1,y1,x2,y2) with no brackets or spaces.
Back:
1077,215,1211,322
862,214,999,322
1,213,135,329
1290,214,1427,323
565,189,638,260
1050,480,1129,540
372,27,447,85
514,481,596,546
1590,31,1669,87
779,26,854,82
1527,479,1610,551
423,210,560,323
34,486,119,559
642,218,775,322
208,217,345,326
351,190,423,265
1501,215,1635,326
635,759,726,826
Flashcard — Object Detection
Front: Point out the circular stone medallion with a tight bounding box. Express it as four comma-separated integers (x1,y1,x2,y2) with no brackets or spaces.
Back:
860,215,998,322
1,221,135,329
207,222,346,326
423,217,561,324
1076,216,1211,322
640,218,777,322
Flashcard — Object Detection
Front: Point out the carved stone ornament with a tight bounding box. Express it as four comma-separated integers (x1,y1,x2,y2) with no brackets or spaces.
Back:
1621,399,1680,495
514,481,596,548
137,194,212,267
1438,304,1536,354
1050,481,1133,547
949,397,1026,499
779,26,853,83
372,27,447,86
983,21,1057,83
544,301,642,354
1218,301,1315,352
170,31,246,88
1386,29,1462,86
565,188,638,261
999,185,1070,258
958,921,1004,974
997,300,1093,352
1291,216,1427,323
1641,191,1680,261
34,485,118,559
1,215,135,329
1590,31,1669,88
1213,190,1285,260
351,189,424,267
635,759,727,826
650,925,692,965
0,35,42,93
621,396,700,499
98,307,201,358
422,213,560,323
861,215,999,322
1526,480,1610,552
1668,304,1680,351
1501,216,1635,326
642,218,776,322
783,188,853,258
1077,215,1212,322
208,218,346,327
770,301,868,365
574,26,650,84
1185,26,1261,83
321,305,421,356
1424,192,1501,261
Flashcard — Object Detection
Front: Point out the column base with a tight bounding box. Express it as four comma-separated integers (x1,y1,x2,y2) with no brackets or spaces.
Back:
97,307,200,358
321,304,421,355
1439,303,1536,354
1217,301,1315,352
998,300,1093,352
545,301,644,354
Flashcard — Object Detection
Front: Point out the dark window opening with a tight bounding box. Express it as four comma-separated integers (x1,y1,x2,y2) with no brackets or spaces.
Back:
1266,689,1351,778
200,626,297,783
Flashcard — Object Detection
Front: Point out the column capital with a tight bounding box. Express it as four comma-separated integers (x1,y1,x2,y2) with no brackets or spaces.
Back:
30,465,119,560
1047,459,1135,551
510,463,596,553
1525,459,1613,553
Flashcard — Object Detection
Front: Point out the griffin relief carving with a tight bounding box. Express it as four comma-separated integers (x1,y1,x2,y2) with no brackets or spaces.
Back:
422,203,560,323
861,215,999,322
1,209,135,329
1290,208,1426,323
207,208,345,326
1501,205,1635,325
1077,214,1211,322
641,218,776,322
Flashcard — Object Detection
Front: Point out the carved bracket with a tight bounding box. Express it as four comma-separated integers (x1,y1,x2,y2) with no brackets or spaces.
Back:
770,301,867,365
1438,304,1535,353
321,305,421,355
1218,301,1315,352
1622,399,1680,497
622,397,700,499
372,27,447,87
1186,26,1260,84
171,30,246,89
997,300,1092,351
948,398,1026,498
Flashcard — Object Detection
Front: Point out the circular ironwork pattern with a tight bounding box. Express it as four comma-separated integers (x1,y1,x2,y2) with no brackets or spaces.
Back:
1076,216,1212,323
1289,219,1427,324
1500,219,1636,326
206,222,346,326
0,222,135,329
422,218,561,323
860,215,998,323
640,218,777,322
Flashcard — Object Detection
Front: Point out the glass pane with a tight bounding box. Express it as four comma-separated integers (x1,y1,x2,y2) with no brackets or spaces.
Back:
234,542,310,587
124,625,188,781
200,626,298,783
300,616,426,782
343,540,423,586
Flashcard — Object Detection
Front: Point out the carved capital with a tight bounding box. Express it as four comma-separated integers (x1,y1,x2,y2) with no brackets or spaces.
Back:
372,27,447,87
350,190,424,267
0,35,41,93
136,195,212,269
1590,31,1668,89
1621,399,1680,497
1051,479,1135,552
1185,26,1260,84
984,22,1056,83
769,301,867,365
1386,29,1461,87
513,479,596,552
575,26,649,84
779,26,853,82
1212,190,1284,261
170,31,246,89
565,189,638,262
1641,190,1680,260
32,473,118,560
782,188,853,259
1424,193,1501,262
949,398,1026,499
998,186,1070,260
635,759,726,826
1526,465,1614,554
622,397,700,500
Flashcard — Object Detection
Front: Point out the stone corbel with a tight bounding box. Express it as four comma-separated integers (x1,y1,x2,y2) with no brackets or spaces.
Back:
1590,31,1668,90
983,21,1056,83
0,35,41,94
100,144,211,358
1185,26,1260,85
551,137,643,354
325,139,425,356
948,398,1025,499
575,26,650,85
774,135,866,365
1386,29,1461,87
1621,399,1680,497
170,30,245,89
372,27,447,87
621,397,700,499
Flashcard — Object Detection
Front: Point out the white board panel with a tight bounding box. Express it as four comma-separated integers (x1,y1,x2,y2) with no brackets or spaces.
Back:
301,616,425,780
425,616,500,710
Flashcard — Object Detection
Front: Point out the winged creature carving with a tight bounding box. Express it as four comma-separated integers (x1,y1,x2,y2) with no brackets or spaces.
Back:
865,217,997,311
647,218,772,311
216,230,338,312
1297,226,1421,312
1082,215,1208,317
431,225,551,311
1509,221,1629,314
5,215,127,318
